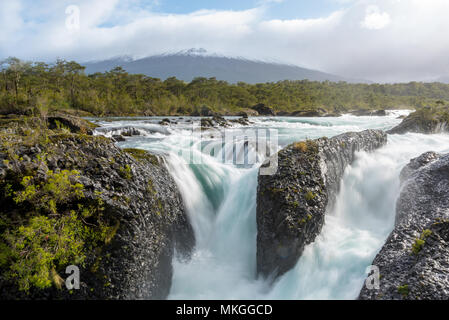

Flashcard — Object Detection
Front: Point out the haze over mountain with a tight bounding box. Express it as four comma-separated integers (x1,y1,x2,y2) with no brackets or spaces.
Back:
436,76,449,84
83,49,369,84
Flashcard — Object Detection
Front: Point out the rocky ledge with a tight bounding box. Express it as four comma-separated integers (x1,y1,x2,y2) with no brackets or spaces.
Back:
0,116,194,299
256,129,387,280
349,109,387,117
388,106,449,134
359,152,449,300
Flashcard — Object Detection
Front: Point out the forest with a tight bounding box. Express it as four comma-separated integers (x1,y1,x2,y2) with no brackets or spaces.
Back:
2,57,449,117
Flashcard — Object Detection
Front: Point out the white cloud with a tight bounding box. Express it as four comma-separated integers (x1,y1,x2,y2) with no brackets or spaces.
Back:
2,0,449,82
361,5,391,30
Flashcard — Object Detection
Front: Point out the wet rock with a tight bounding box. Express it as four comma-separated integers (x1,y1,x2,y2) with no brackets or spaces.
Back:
236,109,259,117
251,104,276,116
256,130,387,280
290,109,327,117
229,117,252,126
159,118,171,126
399,151,440,182
200,115,233,129
277,109,342,117
350,109,387,116
121,128,141,136
359,152,449,300
112,135,126,142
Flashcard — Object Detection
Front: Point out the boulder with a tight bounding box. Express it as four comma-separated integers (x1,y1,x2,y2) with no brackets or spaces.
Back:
0,125,194,300
350,109,387,117
159,118,171,126
121,127,141,136
112,134,126,142
359,152,449,300
47,113,99,135
237,109,259,117
290,110,324,117
251,104,276,116
229,117,252,126
256,130,387,280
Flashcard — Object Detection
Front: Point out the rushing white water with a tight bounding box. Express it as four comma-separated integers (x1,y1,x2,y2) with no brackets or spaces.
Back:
92,111,449,300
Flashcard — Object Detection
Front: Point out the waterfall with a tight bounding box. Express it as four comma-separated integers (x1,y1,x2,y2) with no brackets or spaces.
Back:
92,113,449,299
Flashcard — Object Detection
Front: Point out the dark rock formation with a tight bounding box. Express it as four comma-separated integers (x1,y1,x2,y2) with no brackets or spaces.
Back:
0,118,194,300
230,117,251,126
200,116,251,129
275,109,341,117
349,109,387,116
159,118,172,126
251,104,276,116
257,130,387,280
290,109,327,117
112,134,126,142
121,127,141,136
359,152,449,300
236,109,259,117
388,107,449,134
191,106,221,117
200,116,228,128
47,113,98,135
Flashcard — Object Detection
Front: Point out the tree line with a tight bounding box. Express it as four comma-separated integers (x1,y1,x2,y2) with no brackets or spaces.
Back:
1,57,449,117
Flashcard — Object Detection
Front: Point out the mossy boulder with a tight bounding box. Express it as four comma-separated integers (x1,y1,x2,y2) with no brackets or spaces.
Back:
0,118,194,299
47,113,98,135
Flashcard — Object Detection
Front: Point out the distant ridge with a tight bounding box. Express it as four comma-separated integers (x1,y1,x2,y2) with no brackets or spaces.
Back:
83,48,370,84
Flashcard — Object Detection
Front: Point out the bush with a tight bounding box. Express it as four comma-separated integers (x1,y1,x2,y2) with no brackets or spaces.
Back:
4,213,86,291
13,170,84,214
1,159,115,291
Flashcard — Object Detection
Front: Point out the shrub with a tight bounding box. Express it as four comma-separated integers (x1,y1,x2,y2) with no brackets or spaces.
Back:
411,229,432,255
397,284,409,297
13,170,84,214
1,163,116,291
4,213,86,291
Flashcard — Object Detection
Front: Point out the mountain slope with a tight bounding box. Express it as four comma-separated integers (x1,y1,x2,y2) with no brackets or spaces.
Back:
83,49,368,84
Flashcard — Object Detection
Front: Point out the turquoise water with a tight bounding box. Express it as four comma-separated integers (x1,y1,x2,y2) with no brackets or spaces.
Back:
93,111,449,299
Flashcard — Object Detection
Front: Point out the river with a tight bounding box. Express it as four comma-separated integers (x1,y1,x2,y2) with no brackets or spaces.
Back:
92,111,449,299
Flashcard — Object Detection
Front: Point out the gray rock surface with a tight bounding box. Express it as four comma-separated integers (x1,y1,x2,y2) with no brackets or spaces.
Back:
359,152,449,300
256,129,387,280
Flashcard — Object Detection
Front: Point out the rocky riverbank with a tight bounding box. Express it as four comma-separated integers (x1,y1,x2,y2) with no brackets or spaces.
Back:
388,106,449,134
359,152,449,300
0,115,194,299
256,129,387,280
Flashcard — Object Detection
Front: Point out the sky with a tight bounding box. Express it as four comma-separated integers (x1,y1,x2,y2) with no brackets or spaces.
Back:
1,0,449,83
